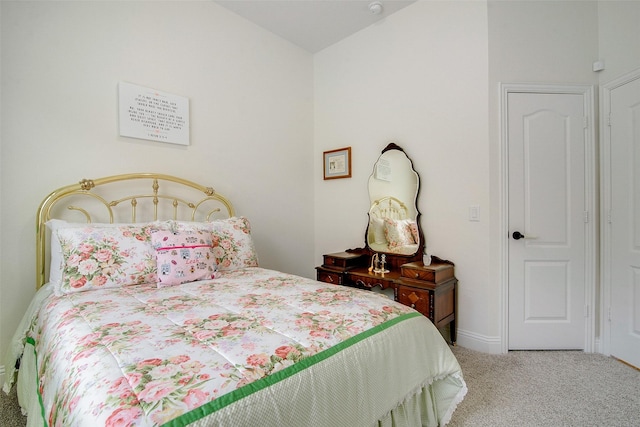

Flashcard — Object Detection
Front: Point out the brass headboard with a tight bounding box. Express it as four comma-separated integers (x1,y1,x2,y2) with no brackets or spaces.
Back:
36,173,235,289
369,196,409,221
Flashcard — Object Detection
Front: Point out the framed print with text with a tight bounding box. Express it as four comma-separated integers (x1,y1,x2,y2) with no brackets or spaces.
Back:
323,147,352,180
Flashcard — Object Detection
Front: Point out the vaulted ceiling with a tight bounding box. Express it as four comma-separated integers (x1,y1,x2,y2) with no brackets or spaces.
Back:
214,0,416,53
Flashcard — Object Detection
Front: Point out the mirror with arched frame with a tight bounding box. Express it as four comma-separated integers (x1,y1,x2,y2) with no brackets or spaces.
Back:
366,143,422,257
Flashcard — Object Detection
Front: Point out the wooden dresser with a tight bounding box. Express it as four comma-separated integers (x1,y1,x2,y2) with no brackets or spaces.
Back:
316,251,457,344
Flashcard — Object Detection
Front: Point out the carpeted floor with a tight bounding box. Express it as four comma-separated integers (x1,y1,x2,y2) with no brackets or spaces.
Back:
1,346,639,426
448,346,640,426
0,385,24,427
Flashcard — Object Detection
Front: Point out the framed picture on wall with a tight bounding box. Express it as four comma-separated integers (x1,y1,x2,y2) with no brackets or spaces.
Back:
323,147,352,180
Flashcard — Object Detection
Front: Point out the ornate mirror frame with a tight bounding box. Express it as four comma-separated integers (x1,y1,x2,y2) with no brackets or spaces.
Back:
363,143,424,269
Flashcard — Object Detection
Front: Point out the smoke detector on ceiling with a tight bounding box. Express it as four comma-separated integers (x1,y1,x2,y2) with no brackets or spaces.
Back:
369,1,384,15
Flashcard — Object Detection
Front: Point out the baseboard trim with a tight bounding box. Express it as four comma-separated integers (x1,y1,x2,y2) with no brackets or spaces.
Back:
455,328,503,354
454,331,606,355
0,364,5,390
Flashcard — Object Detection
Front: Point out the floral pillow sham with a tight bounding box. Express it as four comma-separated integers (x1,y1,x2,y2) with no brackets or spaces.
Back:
383,218,418,248
46,219,140,291
55,223,160,295
170,217,259,271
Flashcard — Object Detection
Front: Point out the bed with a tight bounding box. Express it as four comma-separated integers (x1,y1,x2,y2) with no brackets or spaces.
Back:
3,173,466,427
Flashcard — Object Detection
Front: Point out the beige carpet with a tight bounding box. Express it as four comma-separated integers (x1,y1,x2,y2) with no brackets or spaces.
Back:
2,346,639,426
448,346,640,426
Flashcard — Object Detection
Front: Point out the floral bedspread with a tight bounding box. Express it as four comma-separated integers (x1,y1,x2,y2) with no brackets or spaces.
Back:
27,267,420,426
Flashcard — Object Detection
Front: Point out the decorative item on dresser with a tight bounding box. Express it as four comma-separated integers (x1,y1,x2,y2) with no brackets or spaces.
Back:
316,142,458,344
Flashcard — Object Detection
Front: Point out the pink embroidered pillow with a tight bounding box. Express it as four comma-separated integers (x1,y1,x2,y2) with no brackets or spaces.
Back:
152,229,217,287
56,223,160,295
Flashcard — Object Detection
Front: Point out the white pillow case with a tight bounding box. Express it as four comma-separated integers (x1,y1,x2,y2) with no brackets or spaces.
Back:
369,217,387,244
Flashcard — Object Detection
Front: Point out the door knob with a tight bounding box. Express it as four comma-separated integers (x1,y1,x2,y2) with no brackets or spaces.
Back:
512,231,537,240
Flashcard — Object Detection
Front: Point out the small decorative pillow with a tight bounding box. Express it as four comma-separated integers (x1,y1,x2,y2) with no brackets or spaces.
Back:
55,223,160,295
152,229,217,287
171,217,259,271
383,218,416,248
369,217,387,244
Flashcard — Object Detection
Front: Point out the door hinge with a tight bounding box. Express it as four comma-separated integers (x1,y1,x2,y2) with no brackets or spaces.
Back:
583,211,589,223
608,113,612,127
584,304,589,318
583,116,588,129
608,307,612,321
607,210,612,224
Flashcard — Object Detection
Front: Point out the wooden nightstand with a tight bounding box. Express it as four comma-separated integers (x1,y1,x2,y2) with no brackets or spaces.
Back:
315,251,367,287
398,262,457,344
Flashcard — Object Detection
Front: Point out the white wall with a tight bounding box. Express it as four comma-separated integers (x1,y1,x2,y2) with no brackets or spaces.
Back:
0,1,314,366
314,1,491,346
597,1,640,82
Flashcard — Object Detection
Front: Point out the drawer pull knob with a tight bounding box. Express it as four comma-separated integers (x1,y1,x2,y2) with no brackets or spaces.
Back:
414,273,420,279
328,276,334,283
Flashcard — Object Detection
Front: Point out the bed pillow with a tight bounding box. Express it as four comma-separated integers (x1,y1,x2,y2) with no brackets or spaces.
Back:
383,218,416,248
152,229,217,287
171,217,259,271
55,223,161,294
209,217,259,270
46,219,74,288
47,220,168,287
408,220,420,244
48,220,129,287
369,217,387,244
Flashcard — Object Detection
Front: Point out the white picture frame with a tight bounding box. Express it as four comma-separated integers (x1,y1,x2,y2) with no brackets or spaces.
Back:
118,82,190,146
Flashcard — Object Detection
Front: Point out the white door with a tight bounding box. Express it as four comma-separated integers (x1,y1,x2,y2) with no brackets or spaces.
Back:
605,71,640,368
506,89,593,350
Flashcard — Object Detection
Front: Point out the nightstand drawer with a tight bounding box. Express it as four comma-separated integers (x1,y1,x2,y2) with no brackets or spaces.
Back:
317,269,344,285
401,262,454,283
322,252,366,270
397,286,431,317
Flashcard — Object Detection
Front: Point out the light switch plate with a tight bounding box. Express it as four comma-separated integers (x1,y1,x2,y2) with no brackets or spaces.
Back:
469,205,480,221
